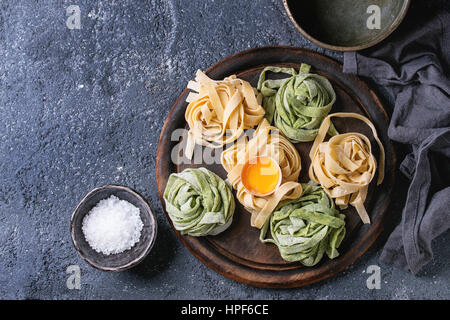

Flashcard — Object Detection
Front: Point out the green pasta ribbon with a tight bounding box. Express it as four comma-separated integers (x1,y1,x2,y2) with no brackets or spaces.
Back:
257,64,338,143
164,167,235,236
260,183,346,266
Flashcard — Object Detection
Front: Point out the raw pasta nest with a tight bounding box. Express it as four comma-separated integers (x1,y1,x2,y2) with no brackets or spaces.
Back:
221,118,303,229
308,113,385,224
257,64,337,143
260,183,346,266
184,70,265,159
163,167,235,236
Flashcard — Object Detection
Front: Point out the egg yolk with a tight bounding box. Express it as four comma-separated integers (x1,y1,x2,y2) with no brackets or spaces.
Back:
241,156,280,196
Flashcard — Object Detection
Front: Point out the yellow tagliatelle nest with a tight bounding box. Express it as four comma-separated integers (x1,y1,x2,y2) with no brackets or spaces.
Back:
184,70,265,159
221,119,303,229
308,113,385,224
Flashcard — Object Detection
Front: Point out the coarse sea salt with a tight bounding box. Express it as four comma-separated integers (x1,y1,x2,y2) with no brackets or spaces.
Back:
82,195,143,255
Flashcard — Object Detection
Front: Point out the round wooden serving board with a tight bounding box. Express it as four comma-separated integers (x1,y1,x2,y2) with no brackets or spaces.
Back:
156,46,396,288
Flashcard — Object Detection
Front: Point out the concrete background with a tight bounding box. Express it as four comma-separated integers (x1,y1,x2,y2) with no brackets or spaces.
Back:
0,0,448,299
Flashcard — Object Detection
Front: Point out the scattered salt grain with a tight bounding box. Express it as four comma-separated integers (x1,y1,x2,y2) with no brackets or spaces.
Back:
82,195,143,255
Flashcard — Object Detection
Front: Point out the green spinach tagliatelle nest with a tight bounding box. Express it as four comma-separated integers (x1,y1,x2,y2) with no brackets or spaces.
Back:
163,167,235,237
257,64,337,143
260,183,346,267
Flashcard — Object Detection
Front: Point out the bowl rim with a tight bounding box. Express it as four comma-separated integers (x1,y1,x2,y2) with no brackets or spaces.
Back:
282,0,411,52
70,184,158,272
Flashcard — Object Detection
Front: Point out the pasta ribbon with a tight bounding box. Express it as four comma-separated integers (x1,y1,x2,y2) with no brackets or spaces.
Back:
257,64,337,143
184,70,265,159
260,183,346,266
221,119,303,229
308,113,385,224
163,167,235,236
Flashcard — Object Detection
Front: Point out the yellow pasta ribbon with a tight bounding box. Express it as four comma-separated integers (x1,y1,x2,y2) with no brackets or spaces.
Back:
308,113,385,224
221,119,303,229
184,70,265,159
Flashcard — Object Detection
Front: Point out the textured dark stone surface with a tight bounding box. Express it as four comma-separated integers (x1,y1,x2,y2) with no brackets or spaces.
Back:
0,0,448,299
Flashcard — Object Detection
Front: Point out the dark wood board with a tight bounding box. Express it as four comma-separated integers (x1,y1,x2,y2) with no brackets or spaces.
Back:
156,46,396,288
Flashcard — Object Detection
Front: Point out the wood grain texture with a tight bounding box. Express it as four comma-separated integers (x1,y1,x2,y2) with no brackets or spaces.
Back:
156,46,396,288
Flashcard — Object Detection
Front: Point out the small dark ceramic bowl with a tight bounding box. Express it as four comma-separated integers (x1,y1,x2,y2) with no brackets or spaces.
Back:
70,185,157,272
283,0,410,51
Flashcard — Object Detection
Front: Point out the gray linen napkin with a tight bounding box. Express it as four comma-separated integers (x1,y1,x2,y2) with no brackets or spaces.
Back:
343,5,450,274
